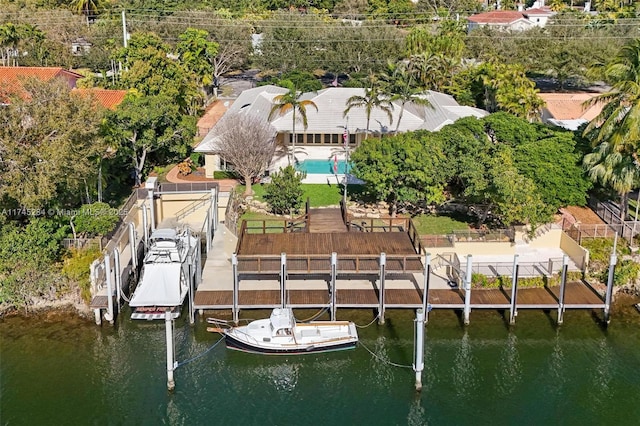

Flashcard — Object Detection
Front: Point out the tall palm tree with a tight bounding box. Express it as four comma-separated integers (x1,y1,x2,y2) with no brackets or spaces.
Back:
385,61,433,133
583,38,640,221
269,88,318,165
343,85,394,141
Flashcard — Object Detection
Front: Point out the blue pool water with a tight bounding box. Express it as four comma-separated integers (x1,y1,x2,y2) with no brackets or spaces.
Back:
296,159,350,174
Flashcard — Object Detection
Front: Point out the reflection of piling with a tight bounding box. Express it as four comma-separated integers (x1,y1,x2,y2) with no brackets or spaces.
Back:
165,310,175,391
414,308,425,391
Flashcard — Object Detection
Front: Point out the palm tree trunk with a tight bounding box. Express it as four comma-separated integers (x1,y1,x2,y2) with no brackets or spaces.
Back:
395,104,405,133
291,109,296,165
620,191,629,222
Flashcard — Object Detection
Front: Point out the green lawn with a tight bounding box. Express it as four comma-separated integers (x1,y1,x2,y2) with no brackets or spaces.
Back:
239,183,361,207
411,213,472,235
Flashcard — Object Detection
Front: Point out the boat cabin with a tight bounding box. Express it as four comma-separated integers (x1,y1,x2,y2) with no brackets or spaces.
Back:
270,308,295,336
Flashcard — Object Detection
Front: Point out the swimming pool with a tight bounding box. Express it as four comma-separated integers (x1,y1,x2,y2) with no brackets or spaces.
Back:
296,159,350,175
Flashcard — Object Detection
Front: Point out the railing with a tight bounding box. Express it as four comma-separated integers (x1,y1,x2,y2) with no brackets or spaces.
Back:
62,238,101,250
349,217,409,232
157,182,219,193
450,229,514,242
421,234,454,248
175,194,210,221
236,253,423,274
242,217,308,234
340,198,349,231
406,218,425,254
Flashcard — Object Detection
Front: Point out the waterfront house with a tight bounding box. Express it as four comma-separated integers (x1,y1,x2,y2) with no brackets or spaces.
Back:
467,7,555,32
194,86,488,178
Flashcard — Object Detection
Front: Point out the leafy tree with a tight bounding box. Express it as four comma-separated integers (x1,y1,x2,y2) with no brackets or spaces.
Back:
72,202,120,237
350,132,448,215
213,112,277,196
0,78,105,210
103,93,196,186
176,28,218,89
114,32,200,114
263,165,306,215
343,85,394,140
269,87,318,165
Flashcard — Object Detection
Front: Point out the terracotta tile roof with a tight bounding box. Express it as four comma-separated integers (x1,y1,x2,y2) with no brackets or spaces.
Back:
0,66,84,102
197,100,233,136
468,11,526,24
73,88,128,110
523,7,554,16
539,93,603,121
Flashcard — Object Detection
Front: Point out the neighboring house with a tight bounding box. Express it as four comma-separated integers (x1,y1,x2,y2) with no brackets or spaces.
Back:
195,85,488,178
539,92,603,131
71,37,92,56
467,7,555,32
0,66,127,110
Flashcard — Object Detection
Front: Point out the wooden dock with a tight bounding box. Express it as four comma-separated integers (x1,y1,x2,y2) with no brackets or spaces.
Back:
193,207,609,324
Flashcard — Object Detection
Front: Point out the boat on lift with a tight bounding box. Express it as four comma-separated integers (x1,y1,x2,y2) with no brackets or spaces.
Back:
129,227,198,320
207,308,358,355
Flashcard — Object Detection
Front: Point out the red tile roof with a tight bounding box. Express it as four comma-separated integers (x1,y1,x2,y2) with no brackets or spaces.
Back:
468,11,526,24
0,66,85,102
74,88,128,110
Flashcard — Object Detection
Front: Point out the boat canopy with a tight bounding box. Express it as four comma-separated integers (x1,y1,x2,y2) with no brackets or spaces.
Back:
129,262,183,307
270,308,295,332
150,228,177,241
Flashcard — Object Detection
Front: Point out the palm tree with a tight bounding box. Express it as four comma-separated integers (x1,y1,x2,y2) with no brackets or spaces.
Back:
343,85,394,141
584,142,639,221
385,61,433,133
583,38,640,221
70,0,100,24
269,87,318,165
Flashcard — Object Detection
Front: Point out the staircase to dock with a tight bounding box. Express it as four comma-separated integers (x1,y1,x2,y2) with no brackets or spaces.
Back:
308,208,348,233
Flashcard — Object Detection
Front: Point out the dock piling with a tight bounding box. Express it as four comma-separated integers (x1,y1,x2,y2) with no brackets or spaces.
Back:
379,252,386,325
114,248,122,311
604,251,617,324
104,253,114,324
509,254,519,325
423,253,431,324
557,255,568,325
330,252,337,321
280,253,287,308
414,308,425,391
165,310,175,391
463,255,472,325
232,254,239,324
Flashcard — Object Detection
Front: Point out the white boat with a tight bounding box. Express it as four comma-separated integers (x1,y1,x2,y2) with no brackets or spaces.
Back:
129,228,198,320
208,308,358,355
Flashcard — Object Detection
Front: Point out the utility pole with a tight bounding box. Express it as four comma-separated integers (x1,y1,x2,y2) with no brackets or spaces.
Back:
121,10,128,48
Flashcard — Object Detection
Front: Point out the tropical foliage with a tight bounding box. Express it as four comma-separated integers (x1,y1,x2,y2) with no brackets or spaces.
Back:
263,165,306,215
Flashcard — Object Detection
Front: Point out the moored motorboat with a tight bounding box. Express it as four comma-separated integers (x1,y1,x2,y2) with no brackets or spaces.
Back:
207,308,358,355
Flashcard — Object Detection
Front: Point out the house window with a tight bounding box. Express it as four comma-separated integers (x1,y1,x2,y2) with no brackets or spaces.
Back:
330,134,339,144
349,134,356,145
297,134,305,145
313,134,322,144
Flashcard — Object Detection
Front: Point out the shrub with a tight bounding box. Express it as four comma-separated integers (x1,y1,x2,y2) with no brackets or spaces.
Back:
177,158,194,176
73,202,120,237
263,166,306,215
62,247,102,302
214,170,240,179
614,260,640,287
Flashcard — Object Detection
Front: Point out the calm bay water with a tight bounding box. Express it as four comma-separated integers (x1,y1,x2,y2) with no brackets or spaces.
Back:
2,299,640,426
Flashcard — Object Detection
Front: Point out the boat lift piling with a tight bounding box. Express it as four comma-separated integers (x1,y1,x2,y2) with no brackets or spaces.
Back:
142,204,149,248
557,255,569,325
232,254,239,324
422,253,431,323
413,308,425,391
280,253,287,308
165,310,176,391
114,248,122,312
104,253,114,324
604,233,618,324
509,254,519,325
330,252,337,321
128,222,138,280
463,255,472,325
378,253,386,325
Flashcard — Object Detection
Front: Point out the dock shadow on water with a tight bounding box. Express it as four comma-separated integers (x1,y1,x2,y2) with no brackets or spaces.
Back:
2,299,640,425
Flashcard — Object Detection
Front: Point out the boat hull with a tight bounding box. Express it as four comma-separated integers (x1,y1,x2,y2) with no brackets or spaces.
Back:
224,333,357,355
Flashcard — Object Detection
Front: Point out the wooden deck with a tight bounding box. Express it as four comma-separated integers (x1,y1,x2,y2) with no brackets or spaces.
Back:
236,232,424,273
193,281,605,310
